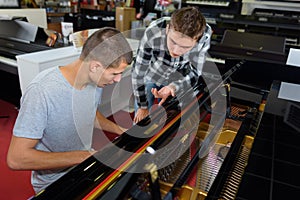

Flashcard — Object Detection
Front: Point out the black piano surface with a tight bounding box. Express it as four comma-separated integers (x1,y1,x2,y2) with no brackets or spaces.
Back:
208,82,300,199
206,59,300,199
29,59,300,199
234,87,300,199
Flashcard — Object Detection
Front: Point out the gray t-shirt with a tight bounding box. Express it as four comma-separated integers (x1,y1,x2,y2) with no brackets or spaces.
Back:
13,66,102,193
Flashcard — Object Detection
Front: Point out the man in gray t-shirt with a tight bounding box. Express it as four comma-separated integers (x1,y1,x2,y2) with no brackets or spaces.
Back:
7,27,133,194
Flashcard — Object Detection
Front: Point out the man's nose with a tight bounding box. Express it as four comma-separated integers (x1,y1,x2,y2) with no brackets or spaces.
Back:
113,74,122,82
173,45,183,55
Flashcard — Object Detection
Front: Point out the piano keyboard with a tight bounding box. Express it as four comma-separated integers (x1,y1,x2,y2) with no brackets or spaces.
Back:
184,0,231,7
0,55,17,67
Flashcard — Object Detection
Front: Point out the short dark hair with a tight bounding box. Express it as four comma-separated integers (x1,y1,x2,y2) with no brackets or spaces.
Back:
80,27,133,68
169,7,206,41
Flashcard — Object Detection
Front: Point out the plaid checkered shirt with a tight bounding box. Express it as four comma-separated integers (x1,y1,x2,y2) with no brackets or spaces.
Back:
132,17,212,109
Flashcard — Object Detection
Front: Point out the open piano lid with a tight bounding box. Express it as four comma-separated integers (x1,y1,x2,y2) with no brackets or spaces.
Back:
0,19,52,59
0,0,21,8
0,19,38,43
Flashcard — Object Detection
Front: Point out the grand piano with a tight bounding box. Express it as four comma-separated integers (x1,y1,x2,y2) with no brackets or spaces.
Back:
29,57,300,199
5,1,300,198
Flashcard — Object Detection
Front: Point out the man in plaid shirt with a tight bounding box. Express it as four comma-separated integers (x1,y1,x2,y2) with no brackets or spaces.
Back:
132,7,212,123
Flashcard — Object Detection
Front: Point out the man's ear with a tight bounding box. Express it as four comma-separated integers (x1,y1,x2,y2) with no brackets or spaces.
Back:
90,61,103,73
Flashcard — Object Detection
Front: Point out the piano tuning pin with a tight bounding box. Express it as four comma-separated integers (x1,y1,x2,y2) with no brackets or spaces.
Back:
161,174,166,181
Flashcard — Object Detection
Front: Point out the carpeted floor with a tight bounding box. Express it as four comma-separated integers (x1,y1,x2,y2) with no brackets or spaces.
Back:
0,99,134,199
0,100,34,199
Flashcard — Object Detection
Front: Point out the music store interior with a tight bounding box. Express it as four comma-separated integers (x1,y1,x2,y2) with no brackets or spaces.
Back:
0,0,300,199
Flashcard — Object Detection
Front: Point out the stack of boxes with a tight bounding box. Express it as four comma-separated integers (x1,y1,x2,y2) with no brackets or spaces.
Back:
115,7,136,32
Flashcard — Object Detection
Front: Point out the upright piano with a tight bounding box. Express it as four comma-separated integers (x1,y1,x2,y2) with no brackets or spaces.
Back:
182,0,300,66
29,58,300,199
207,11,300,64
182,0,242,17
0,19,58,105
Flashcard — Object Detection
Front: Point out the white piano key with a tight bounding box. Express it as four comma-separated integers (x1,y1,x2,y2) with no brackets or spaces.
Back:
0,55,17,67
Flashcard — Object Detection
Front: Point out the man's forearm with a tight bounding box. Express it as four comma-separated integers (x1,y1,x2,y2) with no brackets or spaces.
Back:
8,148,92,171
95,111,125,135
